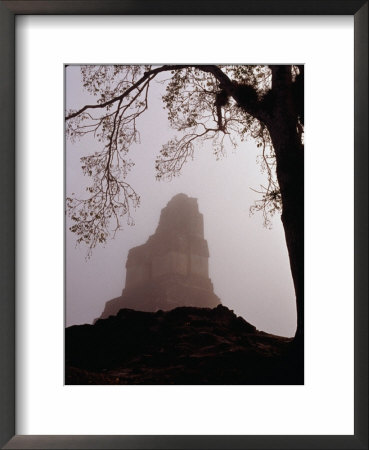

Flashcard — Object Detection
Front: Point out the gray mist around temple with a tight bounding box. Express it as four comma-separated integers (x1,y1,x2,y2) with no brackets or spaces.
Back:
98,194,221,319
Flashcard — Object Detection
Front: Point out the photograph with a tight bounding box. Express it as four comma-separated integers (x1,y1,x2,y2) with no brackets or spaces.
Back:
1,0,367,445
1,0,366,446
65,64,304,385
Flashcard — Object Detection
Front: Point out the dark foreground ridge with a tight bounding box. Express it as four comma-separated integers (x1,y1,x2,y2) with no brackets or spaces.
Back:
66,305,303,385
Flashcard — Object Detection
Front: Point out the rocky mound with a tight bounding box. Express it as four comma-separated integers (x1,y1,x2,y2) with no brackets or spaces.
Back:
66,305,303,385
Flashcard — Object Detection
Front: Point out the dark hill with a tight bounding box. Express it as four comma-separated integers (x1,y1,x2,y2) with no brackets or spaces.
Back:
65,305,303,385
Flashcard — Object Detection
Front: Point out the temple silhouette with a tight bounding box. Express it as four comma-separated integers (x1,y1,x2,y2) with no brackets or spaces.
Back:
97,193,221,320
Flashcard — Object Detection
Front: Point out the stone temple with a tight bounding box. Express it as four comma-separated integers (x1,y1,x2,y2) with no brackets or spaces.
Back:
98,193,221,319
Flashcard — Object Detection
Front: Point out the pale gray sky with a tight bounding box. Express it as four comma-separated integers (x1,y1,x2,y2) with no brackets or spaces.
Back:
65,65,296,337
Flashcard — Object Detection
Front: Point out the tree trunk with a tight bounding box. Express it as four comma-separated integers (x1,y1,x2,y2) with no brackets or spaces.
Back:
211,64,304,341
268,66,304,340
269,124,304,340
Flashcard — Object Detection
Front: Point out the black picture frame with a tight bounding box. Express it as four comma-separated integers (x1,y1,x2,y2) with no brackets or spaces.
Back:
0,1,367,449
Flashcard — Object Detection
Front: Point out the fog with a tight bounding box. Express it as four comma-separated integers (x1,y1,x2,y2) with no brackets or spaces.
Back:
66,66,296,337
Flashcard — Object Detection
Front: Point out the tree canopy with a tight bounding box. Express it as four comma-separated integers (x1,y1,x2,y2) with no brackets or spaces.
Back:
66,65,303,249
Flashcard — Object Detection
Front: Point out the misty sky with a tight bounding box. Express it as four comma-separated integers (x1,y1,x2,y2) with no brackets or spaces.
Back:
66,65,296,337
